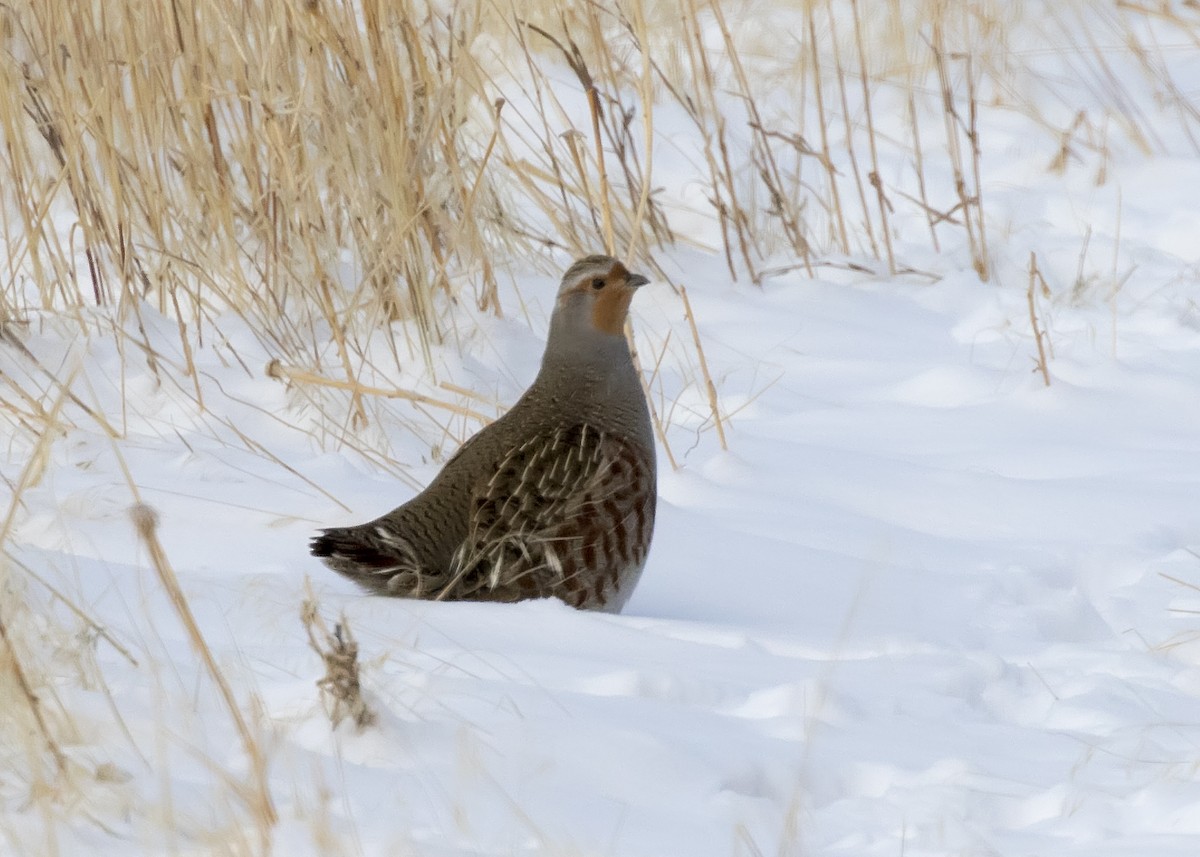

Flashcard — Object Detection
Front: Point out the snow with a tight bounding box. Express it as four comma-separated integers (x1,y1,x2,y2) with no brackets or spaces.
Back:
5,6,1200,857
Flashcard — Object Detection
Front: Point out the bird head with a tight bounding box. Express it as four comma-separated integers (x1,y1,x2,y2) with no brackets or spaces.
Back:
554,255,650,336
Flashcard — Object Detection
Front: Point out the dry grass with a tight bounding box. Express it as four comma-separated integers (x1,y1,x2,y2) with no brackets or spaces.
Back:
129,503,277,839
302,589,377,731
2,0,518,370
1026,252,1053,387
2,1,1195,354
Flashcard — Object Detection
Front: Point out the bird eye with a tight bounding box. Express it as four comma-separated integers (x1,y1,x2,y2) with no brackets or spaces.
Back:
591,278,605,290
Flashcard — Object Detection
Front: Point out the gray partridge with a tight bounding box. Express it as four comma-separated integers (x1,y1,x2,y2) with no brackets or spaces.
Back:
311,255,657,612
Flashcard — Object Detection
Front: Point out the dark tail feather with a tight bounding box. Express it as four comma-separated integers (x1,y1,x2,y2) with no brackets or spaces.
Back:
310,528,357,561
310,526,422,595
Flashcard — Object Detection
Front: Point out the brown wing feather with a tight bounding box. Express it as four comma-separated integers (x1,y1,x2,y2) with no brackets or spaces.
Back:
437,423,654,609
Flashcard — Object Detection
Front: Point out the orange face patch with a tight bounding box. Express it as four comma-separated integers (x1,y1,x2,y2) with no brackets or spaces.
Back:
591,284,635,335
588,261,634,334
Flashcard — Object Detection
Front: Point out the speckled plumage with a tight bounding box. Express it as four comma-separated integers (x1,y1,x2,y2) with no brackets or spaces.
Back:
311,255,657,612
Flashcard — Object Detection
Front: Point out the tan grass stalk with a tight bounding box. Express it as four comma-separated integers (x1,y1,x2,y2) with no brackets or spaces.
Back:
129,504,277,833
0,607,68,775
463,100,507,314
931,17,989,281
623,0,657,263
680,0,752,281
267,359,491,423
586,86,616,255
437,380,506,413
521,20,623,255
709,0,808,269
679,286,726,450
0,373,86,817
1109,189,1124,358
962,50,990,280
849,0,896,273
825,0,880,260
1026,253,1051,387
8,556,138,668
908,89,940,253
168,289,205,411
0,376,76,549
2,337,118,438
806,5,850,255
208,415,354,514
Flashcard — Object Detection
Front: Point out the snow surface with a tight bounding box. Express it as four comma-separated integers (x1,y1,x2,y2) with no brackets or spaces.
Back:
5,9,1200,857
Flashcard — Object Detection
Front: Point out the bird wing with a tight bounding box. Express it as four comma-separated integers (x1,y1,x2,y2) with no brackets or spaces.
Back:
442,423,653,607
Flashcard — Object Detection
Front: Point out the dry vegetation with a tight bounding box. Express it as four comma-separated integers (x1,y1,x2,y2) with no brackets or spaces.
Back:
1,0,1198,851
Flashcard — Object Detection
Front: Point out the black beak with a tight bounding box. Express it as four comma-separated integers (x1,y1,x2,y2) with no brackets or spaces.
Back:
627,272,650,288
